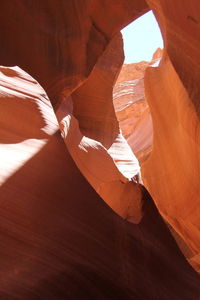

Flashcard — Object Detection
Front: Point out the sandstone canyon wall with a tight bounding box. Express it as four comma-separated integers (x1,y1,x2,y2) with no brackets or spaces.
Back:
1,60,199,300
60,34,143,224
142,0,200,272
113,51,162,163
0,0,200,299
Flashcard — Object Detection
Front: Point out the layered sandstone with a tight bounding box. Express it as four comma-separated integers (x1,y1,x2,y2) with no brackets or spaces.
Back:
0,0,200,298
58,34,143,224
1,64,199,299
141,0,200,272
113,52,162,163
142,52,200,271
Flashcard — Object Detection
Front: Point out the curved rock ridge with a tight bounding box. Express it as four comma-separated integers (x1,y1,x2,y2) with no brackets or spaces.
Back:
1,65,200,300
113,51,162,163
0,65,58,186
57,34,143,224
141,0,200,272
0,0,200,298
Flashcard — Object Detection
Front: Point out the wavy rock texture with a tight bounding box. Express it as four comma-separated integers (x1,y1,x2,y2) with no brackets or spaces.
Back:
58,33,143,224
113,52,162,163
0,67,199,299
0,0,200,299
142,0,200,272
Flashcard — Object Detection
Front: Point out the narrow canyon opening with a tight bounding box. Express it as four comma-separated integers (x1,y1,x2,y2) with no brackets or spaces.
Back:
113,11,163,165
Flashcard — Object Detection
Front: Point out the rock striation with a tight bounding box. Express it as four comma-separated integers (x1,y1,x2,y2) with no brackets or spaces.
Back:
0,0,200,299
142,0,200,272
57,34,143,224
113,52,162,163
1,63,199,300
0,62,199,300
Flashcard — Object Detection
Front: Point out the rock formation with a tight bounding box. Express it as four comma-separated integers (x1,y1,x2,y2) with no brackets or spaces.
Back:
113,52,162,163
0,0,200,299
58,34,143,224
0,0,148,109
142,0,200,272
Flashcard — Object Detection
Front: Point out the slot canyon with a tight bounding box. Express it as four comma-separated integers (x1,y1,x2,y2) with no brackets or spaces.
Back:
0,1,200,299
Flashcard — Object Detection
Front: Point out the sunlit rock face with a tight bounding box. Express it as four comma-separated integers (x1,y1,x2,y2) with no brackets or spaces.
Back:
142,0,200,272
59,33,143,224
0,0,200,299
113,51,162,164
0,66,58,186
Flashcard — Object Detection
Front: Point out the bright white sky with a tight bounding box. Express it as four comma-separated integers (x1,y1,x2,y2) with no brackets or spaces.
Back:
121,11,163,63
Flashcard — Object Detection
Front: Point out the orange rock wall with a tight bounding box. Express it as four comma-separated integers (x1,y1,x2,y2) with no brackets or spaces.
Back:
1,62,199,300
113,61,154,163
58,34,143,224
113,50,163,163
142,0,200,271
0,0,200,298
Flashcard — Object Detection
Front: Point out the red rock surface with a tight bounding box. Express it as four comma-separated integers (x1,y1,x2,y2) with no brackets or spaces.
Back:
62,33,143,224
113,51,162,163
141,0,200,272
1,65,199,299
0,0,200,299
142,53,200,271
114,61,152,163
